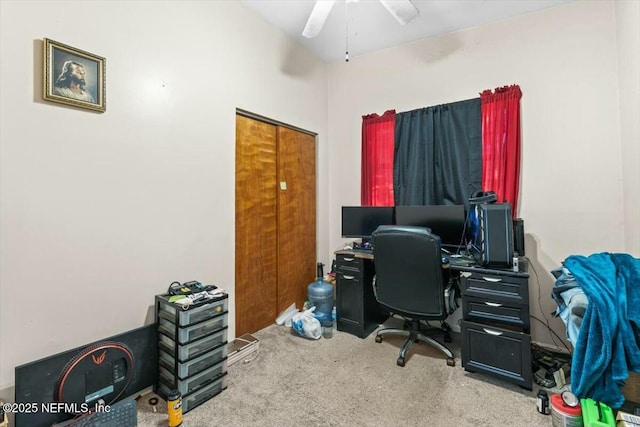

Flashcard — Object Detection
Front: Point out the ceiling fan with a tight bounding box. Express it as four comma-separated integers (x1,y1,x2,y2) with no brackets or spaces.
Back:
302,0,420,39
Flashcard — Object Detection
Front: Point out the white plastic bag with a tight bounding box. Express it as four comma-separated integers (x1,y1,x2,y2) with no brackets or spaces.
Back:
291,307,322,340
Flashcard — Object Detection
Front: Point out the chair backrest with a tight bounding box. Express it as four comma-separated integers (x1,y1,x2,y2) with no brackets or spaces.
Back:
371,225,447,320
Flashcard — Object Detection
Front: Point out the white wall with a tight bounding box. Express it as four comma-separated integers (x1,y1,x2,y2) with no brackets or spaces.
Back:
0,0,329,396
326,0,637,347
616,0,640,257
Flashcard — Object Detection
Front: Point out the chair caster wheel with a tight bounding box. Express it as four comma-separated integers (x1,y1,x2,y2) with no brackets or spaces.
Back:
375,335,382,343
447,358,455,367
397,357,405,367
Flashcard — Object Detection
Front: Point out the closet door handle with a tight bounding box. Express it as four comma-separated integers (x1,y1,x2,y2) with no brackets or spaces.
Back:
483,328,504,336
484,302,503,307
482,277,502,283
343,275,355,280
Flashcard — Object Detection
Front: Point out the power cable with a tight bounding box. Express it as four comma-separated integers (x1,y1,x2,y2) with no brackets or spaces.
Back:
525,257,572,354
530,315,572,355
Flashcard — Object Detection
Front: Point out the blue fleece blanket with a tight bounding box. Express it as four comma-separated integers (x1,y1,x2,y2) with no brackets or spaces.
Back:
565,252,640,408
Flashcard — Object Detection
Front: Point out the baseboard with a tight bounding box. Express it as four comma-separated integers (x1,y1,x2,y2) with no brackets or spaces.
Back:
228,334,260,366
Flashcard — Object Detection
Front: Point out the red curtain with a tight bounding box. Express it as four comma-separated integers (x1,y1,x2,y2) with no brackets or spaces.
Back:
361,110,395,206
480,85,522,217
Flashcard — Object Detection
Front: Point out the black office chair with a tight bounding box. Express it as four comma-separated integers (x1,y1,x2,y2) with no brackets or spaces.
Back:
371,225,456,367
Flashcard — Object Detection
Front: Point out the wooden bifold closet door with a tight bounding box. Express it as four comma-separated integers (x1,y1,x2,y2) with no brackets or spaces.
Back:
235,113,316,337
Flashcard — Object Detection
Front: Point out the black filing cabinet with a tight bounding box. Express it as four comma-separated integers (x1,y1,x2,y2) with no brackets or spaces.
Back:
155,292,229,413
335,251,387,338
459,264,532,390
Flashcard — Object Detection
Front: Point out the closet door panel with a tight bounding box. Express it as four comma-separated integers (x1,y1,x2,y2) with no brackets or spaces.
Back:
235,115,278,336
276,127,316,313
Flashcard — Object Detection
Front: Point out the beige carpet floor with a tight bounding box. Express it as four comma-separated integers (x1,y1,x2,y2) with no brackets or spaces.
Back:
137,318,550,427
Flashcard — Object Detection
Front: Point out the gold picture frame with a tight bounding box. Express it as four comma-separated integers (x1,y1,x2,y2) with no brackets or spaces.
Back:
43,38,106,112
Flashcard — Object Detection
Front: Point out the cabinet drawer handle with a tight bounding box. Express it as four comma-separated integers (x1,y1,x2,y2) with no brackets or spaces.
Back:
343,275,355,280
484,302,503,307
343,257,355,262
483,328,504,336
482,277,502,283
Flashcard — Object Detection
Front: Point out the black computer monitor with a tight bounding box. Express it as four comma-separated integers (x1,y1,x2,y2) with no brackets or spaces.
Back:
394,205,466,251
14,324,157,427
341,206,395,239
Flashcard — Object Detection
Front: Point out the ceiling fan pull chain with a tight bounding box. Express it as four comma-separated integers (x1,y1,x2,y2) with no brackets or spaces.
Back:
345,0,349,62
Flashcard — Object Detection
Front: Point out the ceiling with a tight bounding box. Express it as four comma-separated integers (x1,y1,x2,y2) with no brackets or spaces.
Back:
241,0,574,63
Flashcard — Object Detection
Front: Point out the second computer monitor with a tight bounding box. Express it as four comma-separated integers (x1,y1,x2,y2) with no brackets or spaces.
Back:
341,206,395,239
395,205,466,251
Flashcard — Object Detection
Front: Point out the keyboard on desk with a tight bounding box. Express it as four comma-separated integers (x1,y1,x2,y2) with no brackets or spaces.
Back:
52,397,138,427
351,247,374,254
449,255,476,267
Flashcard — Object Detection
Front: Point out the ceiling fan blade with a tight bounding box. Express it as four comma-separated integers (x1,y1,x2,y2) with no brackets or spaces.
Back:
302,0,336,38
379,0,419,25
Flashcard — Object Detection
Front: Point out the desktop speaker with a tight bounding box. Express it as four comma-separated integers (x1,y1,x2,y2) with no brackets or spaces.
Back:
469,203,513,267
513,218,525,257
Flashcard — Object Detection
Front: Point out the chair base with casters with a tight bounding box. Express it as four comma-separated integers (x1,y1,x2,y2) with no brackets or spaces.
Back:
370,225,458,368
375,318,456,367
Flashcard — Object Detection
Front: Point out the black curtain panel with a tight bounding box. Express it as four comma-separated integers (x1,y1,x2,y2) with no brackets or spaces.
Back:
394,98,482,207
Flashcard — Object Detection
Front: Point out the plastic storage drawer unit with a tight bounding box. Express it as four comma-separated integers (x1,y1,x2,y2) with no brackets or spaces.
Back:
155,290,229,411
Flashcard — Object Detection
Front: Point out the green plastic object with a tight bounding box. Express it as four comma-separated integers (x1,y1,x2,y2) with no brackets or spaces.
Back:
580,398,615,427
168,295,188,303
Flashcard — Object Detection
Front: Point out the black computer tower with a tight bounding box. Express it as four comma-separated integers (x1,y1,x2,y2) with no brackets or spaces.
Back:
469,203,513,267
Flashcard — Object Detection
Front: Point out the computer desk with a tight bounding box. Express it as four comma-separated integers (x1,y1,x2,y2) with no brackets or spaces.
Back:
334,249,532,389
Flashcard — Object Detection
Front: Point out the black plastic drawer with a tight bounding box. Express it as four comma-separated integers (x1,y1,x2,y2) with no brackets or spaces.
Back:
463,296,530,330
336,254,362,272
159,328,228,362
460,272,528,305
159,314,228,345
461,320,532,390
158,358,227,396
181,374,227,414
157,295,228,327
159,344,228,379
